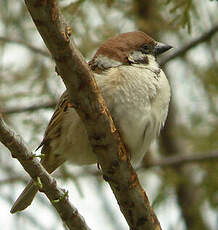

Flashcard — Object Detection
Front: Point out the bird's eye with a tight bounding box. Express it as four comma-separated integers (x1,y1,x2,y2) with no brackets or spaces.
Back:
142,44,149,50
140,44,150,54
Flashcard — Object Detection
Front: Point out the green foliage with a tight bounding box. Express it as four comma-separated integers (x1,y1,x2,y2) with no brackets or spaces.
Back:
166,0,196,33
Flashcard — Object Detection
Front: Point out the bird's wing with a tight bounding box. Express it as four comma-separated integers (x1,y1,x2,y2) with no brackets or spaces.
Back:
36,91,70,150
36,91,72,172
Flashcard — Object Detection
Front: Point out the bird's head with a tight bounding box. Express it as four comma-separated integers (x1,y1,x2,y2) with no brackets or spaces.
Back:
89,31,172,72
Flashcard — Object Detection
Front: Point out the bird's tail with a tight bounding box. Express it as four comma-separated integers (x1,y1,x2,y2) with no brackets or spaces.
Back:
10,180,38,213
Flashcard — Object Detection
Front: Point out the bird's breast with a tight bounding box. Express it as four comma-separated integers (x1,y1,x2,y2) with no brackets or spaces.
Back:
96,64,170,165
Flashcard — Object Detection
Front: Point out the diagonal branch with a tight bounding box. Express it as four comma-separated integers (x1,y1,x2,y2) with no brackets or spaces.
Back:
0,36,50,58
0,115,91,230
160,24,218,65
22,0,162,230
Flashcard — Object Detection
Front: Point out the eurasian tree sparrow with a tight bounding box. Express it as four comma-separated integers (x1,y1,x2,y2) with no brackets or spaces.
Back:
11,31,172,213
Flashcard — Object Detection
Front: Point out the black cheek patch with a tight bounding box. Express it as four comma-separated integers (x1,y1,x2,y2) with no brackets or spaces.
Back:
136,55,149,64
128,54,149,65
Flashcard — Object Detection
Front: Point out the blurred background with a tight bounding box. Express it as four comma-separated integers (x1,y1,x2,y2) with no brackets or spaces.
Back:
0,0,218,229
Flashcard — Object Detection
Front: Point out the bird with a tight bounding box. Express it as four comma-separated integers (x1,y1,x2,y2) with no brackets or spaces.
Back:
11,31,172,213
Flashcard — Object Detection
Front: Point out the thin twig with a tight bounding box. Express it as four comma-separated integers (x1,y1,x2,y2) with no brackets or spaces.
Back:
0,176,24,185
0,115,91,230
1,101,56,114
1,25,218,66
160,24,218,65
68,151,218,178
142,151,218,168
0,36,50,58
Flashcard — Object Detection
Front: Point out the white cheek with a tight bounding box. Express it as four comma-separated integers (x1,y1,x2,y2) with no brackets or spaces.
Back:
94,55,122,69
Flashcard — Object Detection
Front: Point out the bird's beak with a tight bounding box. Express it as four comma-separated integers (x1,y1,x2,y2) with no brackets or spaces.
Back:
155,42,173,56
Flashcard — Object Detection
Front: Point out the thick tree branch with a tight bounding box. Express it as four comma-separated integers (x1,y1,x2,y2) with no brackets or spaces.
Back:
22,0,162,229
0,115,91,230
0,36,50,58
1,101,56,114
160,24,218,65
142,151,218,168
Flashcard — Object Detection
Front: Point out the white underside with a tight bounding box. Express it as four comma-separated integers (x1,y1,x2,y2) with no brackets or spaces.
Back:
50,56,170,167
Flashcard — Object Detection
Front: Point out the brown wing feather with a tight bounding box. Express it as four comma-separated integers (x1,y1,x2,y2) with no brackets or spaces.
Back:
36,91,71,173
36,91,70,150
